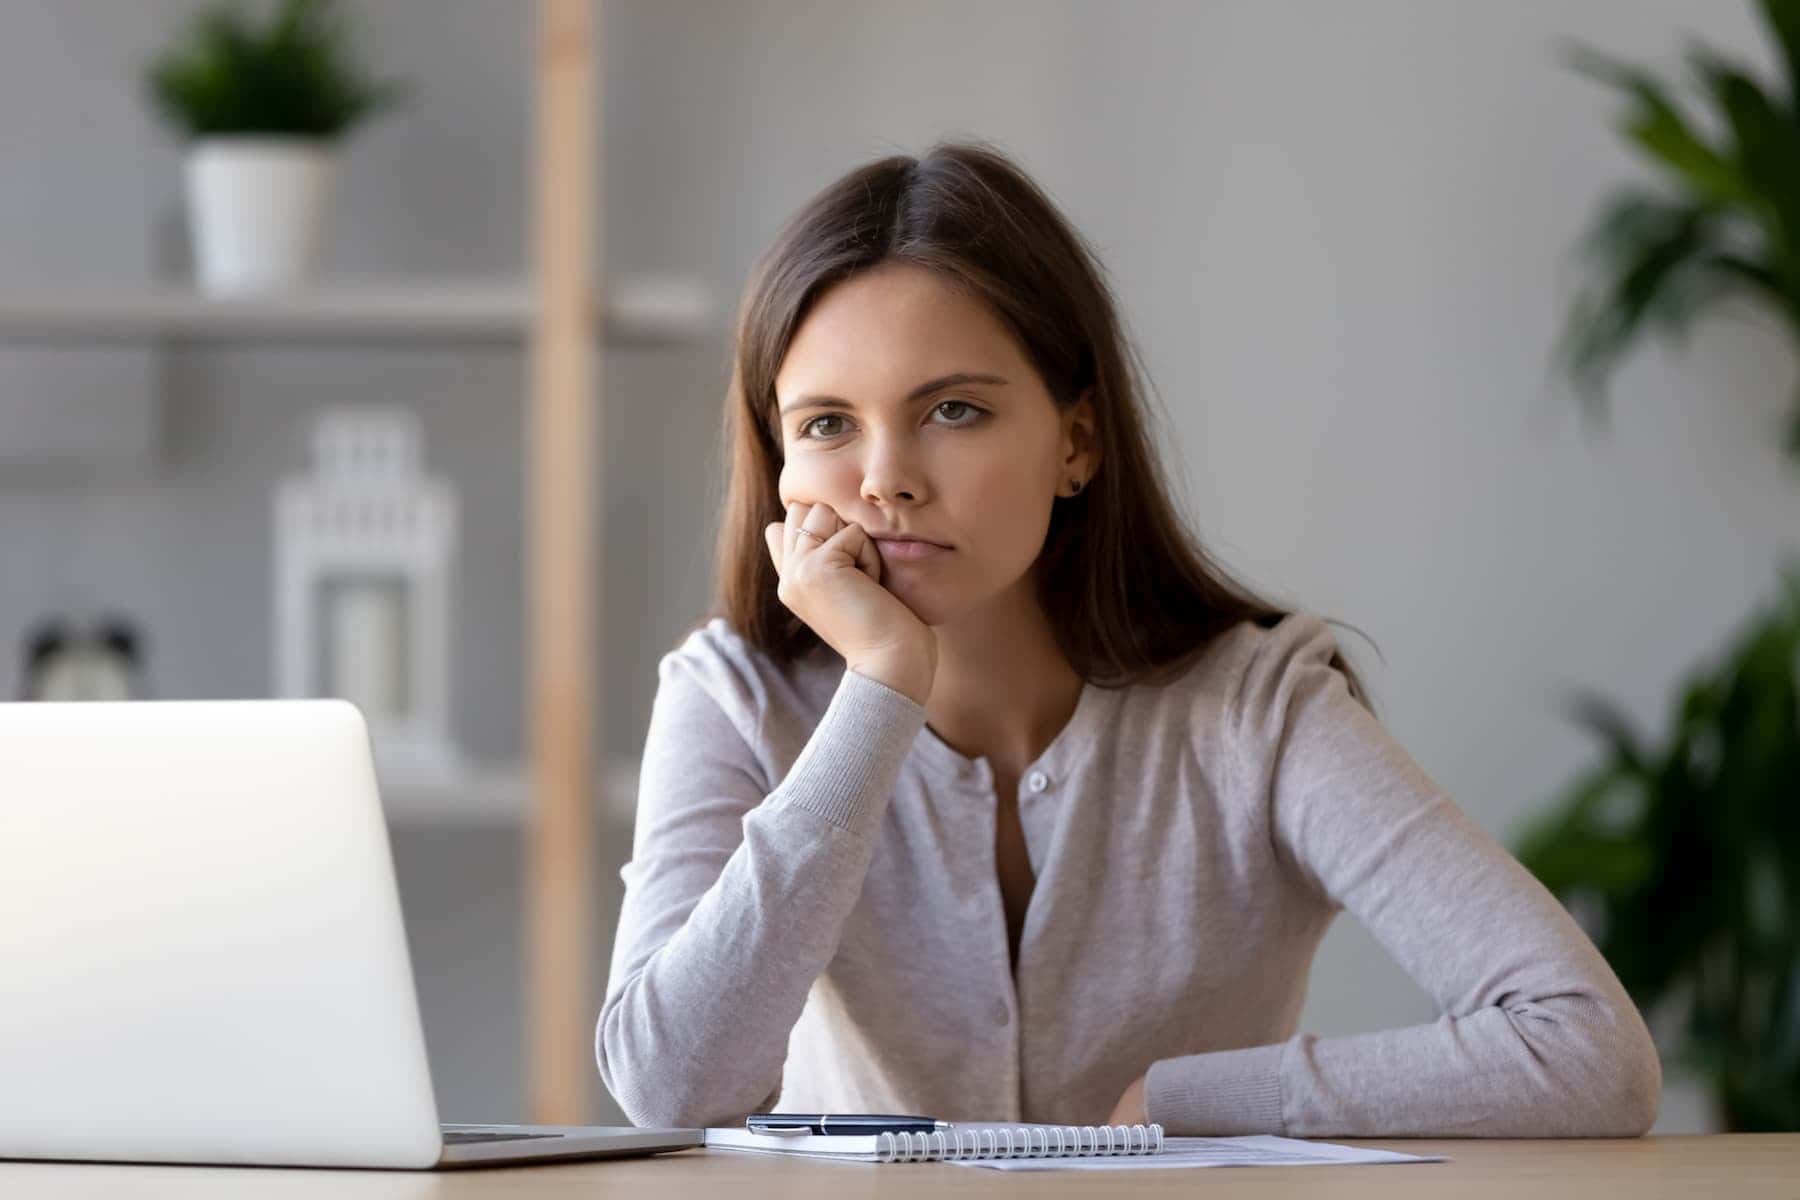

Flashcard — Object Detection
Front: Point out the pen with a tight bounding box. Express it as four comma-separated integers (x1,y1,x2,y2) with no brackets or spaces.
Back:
746,1112,951,1136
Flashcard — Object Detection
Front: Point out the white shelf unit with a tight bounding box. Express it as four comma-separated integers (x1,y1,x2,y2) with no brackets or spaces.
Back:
0,273,706,839
0,277,712,344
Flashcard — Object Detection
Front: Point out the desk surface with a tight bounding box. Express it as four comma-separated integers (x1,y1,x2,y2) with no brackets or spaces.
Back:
1,1135,1795,1197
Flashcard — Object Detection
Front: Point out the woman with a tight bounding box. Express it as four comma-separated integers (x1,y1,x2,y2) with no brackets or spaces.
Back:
597,141,1661,1137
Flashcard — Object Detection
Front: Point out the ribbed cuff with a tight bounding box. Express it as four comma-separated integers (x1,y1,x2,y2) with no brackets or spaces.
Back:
1145,1041,1287,1135
768,666,926,836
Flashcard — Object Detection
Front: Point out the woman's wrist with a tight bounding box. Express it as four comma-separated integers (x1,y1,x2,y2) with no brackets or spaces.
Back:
849,647,935,707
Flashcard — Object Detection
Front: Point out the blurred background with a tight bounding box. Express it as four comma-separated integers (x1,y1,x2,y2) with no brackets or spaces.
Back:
3,0,1797,1134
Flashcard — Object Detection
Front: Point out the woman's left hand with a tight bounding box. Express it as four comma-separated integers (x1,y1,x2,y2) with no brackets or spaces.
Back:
1107,1074,1149,1126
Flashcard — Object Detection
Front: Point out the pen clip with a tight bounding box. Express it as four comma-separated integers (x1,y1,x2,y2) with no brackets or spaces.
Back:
746,1121,811,1137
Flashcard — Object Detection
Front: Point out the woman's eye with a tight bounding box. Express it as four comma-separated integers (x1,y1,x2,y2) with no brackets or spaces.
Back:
797,400,985,441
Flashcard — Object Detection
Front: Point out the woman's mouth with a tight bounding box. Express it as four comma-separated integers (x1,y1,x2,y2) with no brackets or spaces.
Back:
873,538,951,562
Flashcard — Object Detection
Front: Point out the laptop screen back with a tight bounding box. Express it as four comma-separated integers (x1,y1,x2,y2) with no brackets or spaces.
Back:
0,699,443,1168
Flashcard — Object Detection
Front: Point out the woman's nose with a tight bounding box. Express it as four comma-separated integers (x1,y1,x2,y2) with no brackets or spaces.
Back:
859,439,926,505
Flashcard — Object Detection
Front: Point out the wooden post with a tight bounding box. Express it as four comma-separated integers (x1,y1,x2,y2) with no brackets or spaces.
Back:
526,0,600,1124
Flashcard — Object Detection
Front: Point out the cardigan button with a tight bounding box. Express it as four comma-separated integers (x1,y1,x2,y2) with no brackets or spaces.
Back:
992,1000,1012,1027
1025,771,1048,794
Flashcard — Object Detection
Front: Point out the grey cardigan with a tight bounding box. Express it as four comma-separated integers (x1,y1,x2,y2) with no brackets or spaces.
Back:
597,611,1662,1136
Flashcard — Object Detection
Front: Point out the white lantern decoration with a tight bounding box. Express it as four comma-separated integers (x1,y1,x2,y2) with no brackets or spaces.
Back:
274,407,465,787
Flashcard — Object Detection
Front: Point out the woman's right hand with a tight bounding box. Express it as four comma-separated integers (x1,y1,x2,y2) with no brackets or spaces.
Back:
763,500,937,705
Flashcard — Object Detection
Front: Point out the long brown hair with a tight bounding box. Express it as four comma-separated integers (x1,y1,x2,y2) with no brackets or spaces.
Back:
702,139,1377,710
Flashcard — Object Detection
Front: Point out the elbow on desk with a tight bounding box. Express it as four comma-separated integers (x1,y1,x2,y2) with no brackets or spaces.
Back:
594,997,769,1130
594,1000,678,1128
1591,1036,1662,1138
1586,989,1664,1137
606,1079,704,1132
1524,989,1664,1138
598,1062,748,1132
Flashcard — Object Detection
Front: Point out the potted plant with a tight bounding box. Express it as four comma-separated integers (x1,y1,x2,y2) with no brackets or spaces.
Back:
1516,574,1800,1131
1524,0,1800,1131
145,0,409,294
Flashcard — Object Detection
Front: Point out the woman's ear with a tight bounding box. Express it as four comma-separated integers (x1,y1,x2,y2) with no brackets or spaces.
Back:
1064,387,1101,477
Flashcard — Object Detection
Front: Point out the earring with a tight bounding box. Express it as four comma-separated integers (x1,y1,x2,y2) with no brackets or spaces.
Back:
1068,478,1083,496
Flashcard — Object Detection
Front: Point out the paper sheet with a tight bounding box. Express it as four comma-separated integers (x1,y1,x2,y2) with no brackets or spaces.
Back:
952,1134,1448,1171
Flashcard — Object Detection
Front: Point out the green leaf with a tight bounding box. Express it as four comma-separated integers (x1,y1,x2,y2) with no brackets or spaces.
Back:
1558,685,1651,774
1554,191,1725,413
1681,41,1800,280
143,0,408,139
1754,0,1800,116
1563,41,1760,210
1706,251,1792,311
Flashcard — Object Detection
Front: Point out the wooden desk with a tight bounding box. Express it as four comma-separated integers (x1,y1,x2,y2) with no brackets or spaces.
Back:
1,1136,1794,1197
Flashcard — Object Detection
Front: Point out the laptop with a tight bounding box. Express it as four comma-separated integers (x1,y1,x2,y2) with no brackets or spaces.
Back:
0,698,703,1170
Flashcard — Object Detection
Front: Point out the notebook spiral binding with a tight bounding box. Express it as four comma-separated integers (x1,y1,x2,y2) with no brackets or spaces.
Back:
874,1122,1164,1163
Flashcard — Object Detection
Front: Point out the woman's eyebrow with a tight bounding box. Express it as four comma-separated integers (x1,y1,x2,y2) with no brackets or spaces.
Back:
779,372,1009,416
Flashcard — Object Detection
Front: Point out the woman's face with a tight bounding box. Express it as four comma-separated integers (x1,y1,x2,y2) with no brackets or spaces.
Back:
773,261,1096,627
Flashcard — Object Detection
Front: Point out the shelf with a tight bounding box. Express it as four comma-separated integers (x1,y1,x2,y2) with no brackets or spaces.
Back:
382,756,640,826
0,275,715,346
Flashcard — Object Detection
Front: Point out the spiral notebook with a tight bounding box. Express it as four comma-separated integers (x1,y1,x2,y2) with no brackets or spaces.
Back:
704,1121,1164,1164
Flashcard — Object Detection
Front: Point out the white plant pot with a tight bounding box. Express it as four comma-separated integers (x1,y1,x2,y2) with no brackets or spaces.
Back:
184,137,338,295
